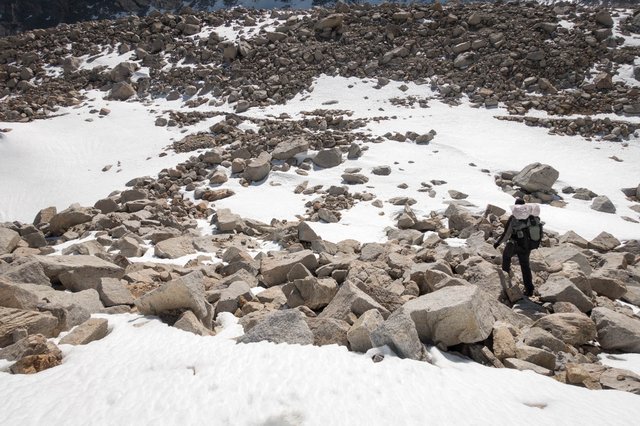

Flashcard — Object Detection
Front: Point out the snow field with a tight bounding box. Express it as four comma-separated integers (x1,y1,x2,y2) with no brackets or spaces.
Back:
1,313,639,426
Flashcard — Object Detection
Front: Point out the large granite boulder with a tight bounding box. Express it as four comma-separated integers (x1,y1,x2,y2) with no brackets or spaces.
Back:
34,255,124,292
400,285,494,348
512,162,559,192
591,307,640,353
533,313,596,346
237,309,314,345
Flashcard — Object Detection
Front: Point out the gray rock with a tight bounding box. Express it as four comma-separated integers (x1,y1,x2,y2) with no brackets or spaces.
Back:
372,166,392,176
173,310,214,336
558,231,589,249
312,148,343,168
272,139,309,160
289,277,338,310
59,318,108,346
492,323,516,360
48,208,93,235
319,281,389,322
533,313,596,346
600,367,640,394
448,190,468,200
61,240,105,256
591,196,616,214
98,278,134,307
444,203,477,232
94,198,119,214
347,309,385,353
62,57,81,73
315,13,344,31
0,334,58,362
202,149,223,165
556,262,592,296
154,236,196,259
110,82,136,100
415,132,435,144
237,309,314,345
243,152,271,182
370,310,430,361
260,250,318,287
341,173,369,184
538,277,593,312
305,317,350,347
401,285,494,348
594,10,614,28
35,255,124,292
512,162,559,193
0,278,41,309
0,227,20,255
135,271,211,324
0,278,102,317
0,259,51,286
298,221,319,242
591,307,640,353
589,269,627,300
213,208,245,233
515,344,556,370
453,52,475,69
215,281,253,316
588,232,620,253
537,246,591,275
521,327,570,353
110,61,137,82
0,307,58,348
112,236,144,257
22,230,47,249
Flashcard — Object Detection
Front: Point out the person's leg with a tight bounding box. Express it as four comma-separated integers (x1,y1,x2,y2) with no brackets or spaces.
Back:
517,249,534,296
501,242,514,273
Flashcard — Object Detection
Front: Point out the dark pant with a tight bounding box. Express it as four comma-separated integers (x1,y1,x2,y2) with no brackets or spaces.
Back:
502,241,533,295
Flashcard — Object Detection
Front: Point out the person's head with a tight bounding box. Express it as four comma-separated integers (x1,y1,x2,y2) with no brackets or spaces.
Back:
515,198,525,205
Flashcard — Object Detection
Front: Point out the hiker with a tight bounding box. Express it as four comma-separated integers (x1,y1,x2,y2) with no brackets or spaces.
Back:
493,198,542,297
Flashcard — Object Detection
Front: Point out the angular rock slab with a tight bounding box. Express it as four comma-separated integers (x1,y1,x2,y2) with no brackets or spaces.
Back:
59,318,109,346
319,281,389,322
135,271,211,325
591,307,640,353
34,255,124,292
0,227,21,255
370,310,430,362
347,309,385,353
305,317,350,347
153,236,196,259
173,311,214,336
0,334,58,362
260,250,318,287
237,309,314,345
533,313,596,346
538,277,593,313
98,278,135,307
401,285,494,348
512,162,559,192
0,307,58,348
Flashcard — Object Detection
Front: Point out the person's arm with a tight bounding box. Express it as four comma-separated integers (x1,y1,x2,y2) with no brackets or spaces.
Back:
494,216,514,248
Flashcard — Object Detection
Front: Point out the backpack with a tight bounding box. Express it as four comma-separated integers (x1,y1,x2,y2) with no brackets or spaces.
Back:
511,215,544,250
